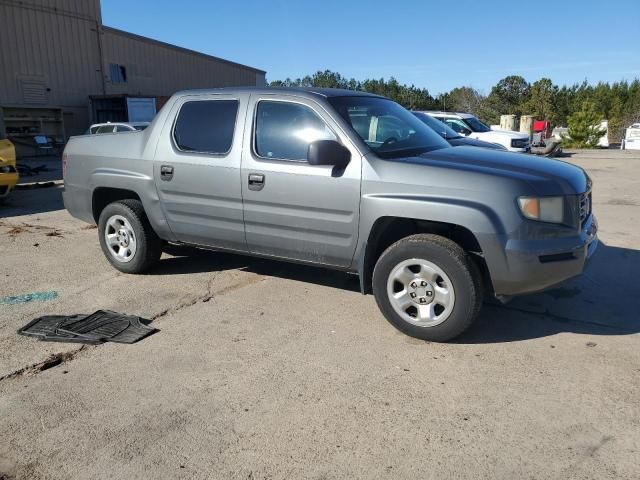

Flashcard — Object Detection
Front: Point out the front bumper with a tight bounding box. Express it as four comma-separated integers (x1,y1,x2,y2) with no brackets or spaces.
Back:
0,172,19,198
489,214,598,297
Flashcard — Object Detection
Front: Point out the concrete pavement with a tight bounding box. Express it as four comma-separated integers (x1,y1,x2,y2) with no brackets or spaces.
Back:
0,149,638,479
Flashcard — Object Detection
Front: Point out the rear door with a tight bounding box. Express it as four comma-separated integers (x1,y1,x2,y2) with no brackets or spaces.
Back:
153,93,248,251
240,94,362,267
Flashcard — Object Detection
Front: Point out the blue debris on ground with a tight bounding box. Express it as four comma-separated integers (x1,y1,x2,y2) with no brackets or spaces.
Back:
0,291,59,305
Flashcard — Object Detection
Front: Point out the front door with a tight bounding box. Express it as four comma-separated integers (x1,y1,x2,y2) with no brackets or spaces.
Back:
240,94,361,267
153,93,247,251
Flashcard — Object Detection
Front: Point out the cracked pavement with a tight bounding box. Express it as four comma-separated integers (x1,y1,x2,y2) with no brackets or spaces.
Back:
0,150,639,479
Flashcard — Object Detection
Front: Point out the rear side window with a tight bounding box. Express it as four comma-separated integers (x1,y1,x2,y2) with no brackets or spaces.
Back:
96,125,115,134
174,100,239,155
254,101,336,161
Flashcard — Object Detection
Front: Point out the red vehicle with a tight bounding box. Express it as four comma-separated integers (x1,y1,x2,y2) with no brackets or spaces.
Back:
533,120,553,142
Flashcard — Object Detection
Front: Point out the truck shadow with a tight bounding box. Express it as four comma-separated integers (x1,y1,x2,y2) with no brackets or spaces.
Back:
0,184,64,218
154,244,362,292
157,241,639,343
457,241,640,343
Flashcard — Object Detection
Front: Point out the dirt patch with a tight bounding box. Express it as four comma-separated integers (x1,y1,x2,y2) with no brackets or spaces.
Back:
5,227,27,237
1,222,66,238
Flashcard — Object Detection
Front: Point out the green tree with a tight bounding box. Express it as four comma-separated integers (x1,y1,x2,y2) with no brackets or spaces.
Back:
564,101,606,148
486,75,531,117
269,71,640,134
524,78,558,123
442,87,483,114
608,96,625,143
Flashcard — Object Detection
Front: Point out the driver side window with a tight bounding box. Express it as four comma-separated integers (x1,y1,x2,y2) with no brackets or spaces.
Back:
255,101,336,162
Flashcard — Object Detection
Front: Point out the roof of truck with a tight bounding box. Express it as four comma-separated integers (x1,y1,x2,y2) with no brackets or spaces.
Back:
173,86,383,99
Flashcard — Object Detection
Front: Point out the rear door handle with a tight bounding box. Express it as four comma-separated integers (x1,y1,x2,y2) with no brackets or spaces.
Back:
160,165,174,181
248,173,265,191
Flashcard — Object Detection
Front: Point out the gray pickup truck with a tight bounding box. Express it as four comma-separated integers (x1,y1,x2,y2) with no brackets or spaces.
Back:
63,87,598,341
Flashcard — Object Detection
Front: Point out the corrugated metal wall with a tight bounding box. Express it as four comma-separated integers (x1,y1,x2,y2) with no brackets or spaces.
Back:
0,0,266,136
0,0,104,108
101,27,265,95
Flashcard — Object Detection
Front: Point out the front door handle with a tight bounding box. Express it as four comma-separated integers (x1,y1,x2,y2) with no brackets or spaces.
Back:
248,173,265,191
160,165,174,181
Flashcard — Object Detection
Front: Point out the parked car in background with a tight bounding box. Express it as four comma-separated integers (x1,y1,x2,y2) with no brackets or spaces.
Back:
86,122,150,135
412,111,506,150
0,137,18,204
419,111,531,152
621,123,640,150
63,87,597,342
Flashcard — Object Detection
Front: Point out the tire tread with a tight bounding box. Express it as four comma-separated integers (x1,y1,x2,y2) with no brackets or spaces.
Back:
372,234,483,342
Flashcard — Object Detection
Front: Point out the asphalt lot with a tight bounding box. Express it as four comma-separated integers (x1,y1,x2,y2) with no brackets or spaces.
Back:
1,149,639,479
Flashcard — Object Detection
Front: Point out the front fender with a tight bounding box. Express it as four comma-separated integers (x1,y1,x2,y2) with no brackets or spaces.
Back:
353,194,511,294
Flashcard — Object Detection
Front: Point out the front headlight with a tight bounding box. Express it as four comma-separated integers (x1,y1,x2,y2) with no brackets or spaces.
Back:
518,196,564,223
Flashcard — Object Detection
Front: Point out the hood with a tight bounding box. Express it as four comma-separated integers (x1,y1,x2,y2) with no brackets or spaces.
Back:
484,129,529,139
449,136,505,150
398,146,589,196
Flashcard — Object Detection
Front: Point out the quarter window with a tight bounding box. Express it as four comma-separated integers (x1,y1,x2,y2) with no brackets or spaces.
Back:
444,119,469,133
255,101,336,161
174,100,239,154
96,125,115,134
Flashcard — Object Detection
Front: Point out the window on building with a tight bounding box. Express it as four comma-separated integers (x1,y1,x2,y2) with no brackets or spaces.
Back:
173,100,239,154
110,64,127,83
254,101,336,161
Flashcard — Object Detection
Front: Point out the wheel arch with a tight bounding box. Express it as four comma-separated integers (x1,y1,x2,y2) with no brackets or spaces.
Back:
89,169,173,241
92,187,141,223
357,216,493,296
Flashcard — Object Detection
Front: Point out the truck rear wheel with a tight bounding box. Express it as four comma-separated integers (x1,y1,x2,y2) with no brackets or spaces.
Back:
372,234,482,342
98,199,162,274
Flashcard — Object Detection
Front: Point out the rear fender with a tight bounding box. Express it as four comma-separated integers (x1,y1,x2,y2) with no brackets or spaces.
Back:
90,168,174,241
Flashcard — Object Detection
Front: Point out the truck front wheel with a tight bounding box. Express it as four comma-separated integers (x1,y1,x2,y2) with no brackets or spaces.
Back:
98,199,162,274
372,234,483,342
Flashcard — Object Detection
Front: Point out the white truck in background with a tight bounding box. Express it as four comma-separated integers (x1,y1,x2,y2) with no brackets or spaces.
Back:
419,111,531,153
622,123,640,150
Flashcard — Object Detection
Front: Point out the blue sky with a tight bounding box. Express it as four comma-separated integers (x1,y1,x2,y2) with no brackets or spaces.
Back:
102,0,640,95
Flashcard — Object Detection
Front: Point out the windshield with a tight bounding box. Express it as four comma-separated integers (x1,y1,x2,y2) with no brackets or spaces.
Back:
328,96,449,158
412,112,461,140
463,116,491,133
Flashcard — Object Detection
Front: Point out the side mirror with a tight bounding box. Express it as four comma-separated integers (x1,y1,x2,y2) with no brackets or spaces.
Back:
307,140,351,168
462,128,472,136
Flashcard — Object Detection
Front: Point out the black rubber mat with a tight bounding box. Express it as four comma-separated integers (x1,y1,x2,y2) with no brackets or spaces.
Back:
18,310,157,344
57,310,156,344
18,315,102,344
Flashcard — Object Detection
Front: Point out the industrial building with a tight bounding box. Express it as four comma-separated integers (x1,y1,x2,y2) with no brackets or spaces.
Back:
0,0,266,156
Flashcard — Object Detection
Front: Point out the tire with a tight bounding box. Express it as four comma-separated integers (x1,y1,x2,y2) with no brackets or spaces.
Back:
372,234,483,342
98,199,162,274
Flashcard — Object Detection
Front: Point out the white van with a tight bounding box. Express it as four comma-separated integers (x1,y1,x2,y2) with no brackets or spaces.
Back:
622,123,640,150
